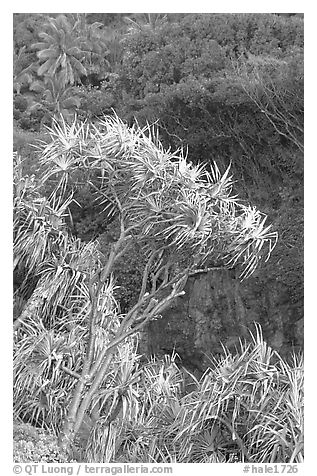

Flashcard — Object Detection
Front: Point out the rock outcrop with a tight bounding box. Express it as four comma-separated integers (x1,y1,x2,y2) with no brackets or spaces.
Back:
142,268,303,374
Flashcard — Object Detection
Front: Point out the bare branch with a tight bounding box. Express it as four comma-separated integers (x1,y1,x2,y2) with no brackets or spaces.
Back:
138,248,162,300
61,365,81,380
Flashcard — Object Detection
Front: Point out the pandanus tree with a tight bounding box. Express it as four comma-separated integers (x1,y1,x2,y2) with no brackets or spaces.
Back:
13,114,277,454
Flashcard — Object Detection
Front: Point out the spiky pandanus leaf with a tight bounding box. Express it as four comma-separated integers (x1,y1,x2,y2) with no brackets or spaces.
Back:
39,114,277,280
14,114,280,455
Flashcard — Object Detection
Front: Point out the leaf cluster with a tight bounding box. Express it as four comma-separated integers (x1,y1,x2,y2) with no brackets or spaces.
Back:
85,325,303,463
13,423,72,462
38,114,277,280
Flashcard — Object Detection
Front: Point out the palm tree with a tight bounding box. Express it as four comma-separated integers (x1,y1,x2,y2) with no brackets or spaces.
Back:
32,14,109,88
101,28,124,74
32,15,88,88
13,46,36,94
70,13,109,76
14,115,278,455
124,14,168,34
29,77,81,124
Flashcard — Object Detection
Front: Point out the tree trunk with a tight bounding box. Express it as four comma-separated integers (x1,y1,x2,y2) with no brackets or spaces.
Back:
58,349,116,454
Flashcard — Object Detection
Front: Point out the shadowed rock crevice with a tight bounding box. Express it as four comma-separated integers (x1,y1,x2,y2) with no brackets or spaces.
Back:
144,269,303,373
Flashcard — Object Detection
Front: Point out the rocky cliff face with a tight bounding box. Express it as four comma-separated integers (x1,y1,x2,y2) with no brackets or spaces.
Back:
142,268,303,374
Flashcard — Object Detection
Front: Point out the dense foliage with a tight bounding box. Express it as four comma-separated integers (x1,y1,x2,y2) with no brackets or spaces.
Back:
13,114,277,456
13,423,70,463
13,14,303,314
13,12,303,463
14,328,303,463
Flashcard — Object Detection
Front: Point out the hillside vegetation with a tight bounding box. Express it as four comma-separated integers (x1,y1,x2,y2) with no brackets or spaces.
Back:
13,13,303,463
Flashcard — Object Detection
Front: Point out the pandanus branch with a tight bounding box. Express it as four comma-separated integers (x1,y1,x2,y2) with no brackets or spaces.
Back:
14,115,277,453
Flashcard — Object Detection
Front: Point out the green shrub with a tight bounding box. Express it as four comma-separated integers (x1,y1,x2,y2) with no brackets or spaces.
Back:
13,423,71,462
86,326,303,463
75,82,117,121
14,94,28,112
13,128,49,177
